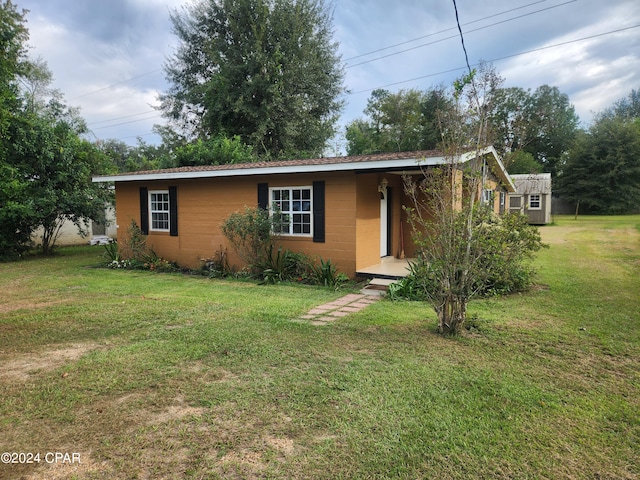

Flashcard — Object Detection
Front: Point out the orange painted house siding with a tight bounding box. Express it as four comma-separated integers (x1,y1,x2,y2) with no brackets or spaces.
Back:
114,172,380,277
97,148,515,279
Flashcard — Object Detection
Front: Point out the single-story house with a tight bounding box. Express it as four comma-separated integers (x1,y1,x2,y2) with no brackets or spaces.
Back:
93,147,515,278
508,173,552,225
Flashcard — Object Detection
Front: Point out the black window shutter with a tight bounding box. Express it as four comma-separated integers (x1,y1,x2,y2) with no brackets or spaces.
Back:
313,181,325,243
139,187,149,235
169,186,178,237
257,183,269,210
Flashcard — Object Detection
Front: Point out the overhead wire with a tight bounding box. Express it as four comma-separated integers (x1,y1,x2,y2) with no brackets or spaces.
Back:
452,0,472,75
345,0,577,69
87,110,158,126
69,69,162,101
90,114,163,131
344,0,551,62
349,23,640,95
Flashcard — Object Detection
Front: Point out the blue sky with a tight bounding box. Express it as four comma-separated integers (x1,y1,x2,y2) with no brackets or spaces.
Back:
17,0,640,150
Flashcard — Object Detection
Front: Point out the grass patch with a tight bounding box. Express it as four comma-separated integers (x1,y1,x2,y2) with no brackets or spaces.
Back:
1,216,639,479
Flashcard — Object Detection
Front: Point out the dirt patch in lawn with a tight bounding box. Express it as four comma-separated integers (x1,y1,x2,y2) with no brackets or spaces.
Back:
538,225,586,244
0,343,99,382
0,298,71,314
24,451,113,480
146,395,208,426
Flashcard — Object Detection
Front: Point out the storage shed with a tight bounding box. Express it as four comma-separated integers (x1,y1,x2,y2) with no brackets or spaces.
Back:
508,173,552,225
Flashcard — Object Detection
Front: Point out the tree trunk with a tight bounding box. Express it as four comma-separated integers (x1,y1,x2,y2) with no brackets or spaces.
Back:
437,295,468,334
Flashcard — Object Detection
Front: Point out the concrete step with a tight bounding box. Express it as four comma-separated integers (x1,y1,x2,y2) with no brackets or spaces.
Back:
360,277,399,296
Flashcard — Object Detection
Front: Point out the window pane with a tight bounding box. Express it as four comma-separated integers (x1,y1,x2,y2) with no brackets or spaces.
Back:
150,192,170,231
269,187,312,236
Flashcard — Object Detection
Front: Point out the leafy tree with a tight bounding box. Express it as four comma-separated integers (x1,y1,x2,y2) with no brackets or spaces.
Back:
525,85,580,176
0,0,28,119
403,63,544,335
0,161,33,258
489,86,533,155
6,104,113,254
504,150,542,174
345,87,451,155
173,135,255,167
121,138,172,172
1,0,32,258
605,88,640,120
490,85,580,176
558,116,640,214
18,56,58,114
96,139,131,172
159,0,345,160
0,15,113,257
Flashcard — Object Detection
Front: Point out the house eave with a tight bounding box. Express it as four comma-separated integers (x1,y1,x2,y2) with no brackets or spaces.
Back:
92,147,515,191
92,156,448,183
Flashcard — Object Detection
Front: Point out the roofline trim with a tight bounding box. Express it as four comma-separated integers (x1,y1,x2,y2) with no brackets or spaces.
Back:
92,147,515,192
93,155,447,183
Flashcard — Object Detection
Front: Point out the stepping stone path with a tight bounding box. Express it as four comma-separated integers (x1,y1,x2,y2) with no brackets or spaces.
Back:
299,293,380,326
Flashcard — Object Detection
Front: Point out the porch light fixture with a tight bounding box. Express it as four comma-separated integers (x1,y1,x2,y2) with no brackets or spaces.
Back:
378,178,389,199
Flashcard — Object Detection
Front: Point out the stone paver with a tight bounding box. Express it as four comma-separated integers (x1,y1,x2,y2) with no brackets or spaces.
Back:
299,293,380,325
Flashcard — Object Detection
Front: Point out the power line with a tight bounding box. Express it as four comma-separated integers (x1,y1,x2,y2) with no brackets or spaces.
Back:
345,0,577,69
349,23,640,95
69,69,162,101
452,0,472,75
344,0,551,62
88,110,158,126
90,114,163,131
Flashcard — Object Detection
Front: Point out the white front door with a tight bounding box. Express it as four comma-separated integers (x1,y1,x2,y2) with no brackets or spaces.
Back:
380,187,388,257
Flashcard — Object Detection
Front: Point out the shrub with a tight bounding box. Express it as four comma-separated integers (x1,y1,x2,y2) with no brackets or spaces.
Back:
103,241,120,262
222,207,274,275
387,263,428,301
471,210,546,295
102,222,177,273
307,258,349,290
118,220,148,263
143,249,179,273
394,209,546,302
199,247,231,278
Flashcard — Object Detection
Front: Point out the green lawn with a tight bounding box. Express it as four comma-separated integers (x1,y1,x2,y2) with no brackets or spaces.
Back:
1,215,639,479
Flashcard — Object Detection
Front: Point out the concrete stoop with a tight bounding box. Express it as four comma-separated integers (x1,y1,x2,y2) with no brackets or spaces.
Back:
360,277,398,296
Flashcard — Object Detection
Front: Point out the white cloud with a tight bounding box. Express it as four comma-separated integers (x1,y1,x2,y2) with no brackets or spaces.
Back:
15,0,640,145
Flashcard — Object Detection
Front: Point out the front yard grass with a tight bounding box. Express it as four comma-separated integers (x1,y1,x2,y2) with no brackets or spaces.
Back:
1,215,638,479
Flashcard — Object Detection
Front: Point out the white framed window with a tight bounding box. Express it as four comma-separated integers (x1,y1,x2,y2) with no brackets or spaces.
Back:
149,190,170,231
528,194,542,210
270,186,312,236
482,189,493,204
509,195,522,209
500,191,506,207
